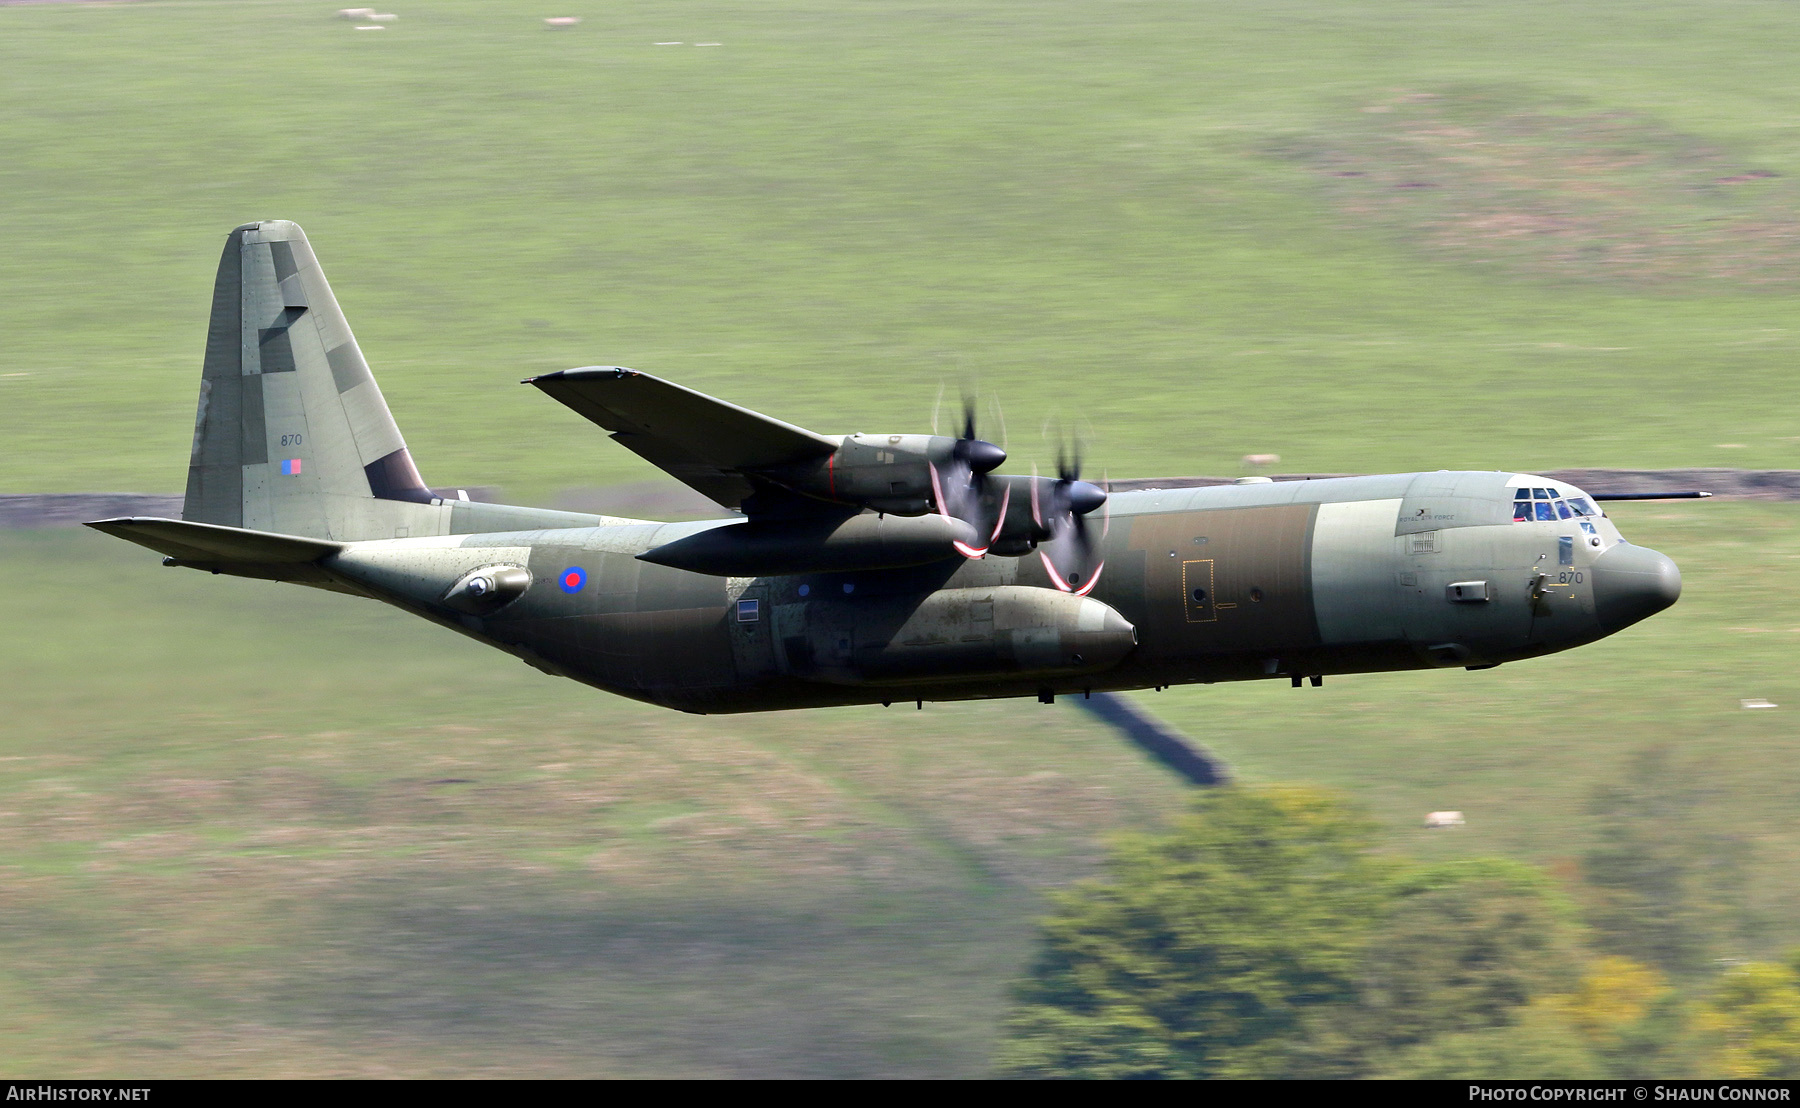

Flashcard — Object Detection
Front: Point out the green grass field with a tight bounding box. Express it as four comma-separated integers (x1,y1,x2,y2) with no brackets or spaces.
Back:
1,525,1196,1077
4,0,1800,1078
3,503,1796,1076
7,1,1800,500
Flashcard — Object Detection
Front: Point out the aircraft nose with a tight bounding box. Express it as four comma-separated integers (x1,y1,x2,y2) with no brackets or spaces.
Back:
1590,543,1681,633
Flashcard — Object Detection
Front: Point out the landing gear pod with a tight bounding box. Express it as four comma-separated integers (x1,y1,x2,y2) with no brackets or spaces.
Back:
783,585,1137,685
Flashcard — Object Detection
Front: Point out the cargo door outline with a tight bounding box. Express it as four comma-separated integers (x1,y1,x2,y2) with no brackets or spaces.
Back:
1183,559,1216,623
772,599,811,675
729,585,779,681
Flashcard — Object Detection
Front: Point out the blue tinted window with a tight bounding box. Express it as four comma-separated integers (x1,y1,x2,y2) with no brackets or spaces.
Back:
1533,488,1554,499
1514,488,1531,500
736,598,760,622
1534,501,1556,521
1556,500,1572,519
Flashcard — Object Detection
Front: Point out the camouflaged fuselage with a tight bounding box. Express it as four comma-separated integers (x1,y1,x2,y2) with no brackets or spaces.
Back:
319,469,1660,714
93,221,1679,715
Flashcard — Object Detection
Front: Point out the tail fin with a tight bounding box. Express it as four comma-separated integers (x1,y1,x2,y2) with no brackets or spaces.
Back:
183,220,437,541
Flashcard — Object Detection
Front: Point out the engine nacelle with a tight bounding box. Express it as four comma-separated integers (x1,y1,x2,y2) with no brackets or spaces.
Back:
761,432,955,515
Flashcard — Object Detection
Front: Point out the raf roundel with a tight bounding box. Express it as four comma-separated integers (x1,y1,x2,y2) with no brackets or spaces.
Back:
559,566,587,594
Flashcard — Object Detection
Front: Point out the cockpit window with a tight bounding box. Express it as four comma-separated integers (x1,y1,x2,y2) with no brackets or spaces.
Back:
1533,488,1554,499
1514,488,1532,501
1534,501,1556,521
1567,497,1596,517
1555,499,1572,520
1513,500,1531,521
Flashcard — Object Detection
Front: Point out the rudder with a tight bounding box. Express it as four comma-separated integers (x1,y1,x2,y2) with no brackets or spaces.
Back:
183,220,437,541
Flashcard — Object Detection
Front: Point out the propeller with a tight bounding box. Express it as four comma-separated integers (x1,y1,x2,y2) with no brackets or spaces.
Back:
929,396,1009,557
926,395,1108,581
1031,440,1109,595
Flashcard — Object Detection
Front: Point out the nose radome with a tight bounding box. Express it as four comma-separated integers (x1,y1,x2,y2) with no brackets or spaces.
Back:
1591,543,1681,633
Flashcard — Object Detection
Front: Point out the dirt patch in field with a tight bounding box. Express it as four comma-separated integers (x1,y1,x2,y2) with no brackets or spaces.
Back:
1279,89,1800,288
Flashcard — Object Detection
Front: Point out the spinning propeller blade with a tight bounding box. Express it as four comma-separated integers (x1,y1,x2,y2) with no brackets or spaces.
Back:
1033,438,1109,594
929,394,1007,557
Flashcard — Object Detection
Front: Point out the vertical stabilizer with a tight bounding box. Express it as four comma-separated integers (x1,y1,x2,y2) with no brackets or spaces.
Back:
183,220,436,540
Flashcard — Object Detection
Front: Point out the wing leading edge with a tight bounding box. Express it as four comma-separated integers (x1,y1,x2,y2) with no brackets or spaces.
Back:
525,367,840,511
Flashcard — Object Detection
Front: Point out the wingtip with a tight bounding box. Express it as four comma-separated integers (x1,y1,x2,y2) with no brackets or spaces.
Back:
85,515,160,529
228,219,308,242
85,516,188,540
524,366,637,386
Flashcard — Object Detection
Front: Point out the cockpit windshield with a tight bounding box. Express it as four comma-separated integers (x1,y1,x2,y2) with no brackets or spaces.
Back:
1513,487,1601,523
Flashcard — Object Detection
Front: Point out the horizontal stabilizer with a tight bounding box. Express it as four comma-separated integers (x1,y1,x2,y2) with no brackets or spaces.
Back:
525,367,839,510
86,517,343,565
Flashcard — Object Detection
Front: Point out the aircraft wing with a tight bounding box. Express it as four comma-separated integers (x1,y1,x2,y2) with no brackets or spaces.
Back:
524,367,841,511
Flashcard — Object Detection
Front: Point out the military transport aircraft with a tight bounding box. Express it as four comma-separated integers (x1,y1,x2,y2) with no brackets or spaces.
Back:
90,221,1685,714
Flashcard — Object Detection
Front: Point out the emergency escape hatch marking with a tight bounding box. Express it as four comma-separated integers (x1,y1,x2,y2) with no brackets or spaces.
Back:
1183,559,1216,623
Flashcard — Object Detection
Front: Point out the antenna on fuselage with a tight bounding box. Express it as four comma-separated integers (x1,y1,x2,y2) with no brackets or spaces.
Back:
1590,491,1714,501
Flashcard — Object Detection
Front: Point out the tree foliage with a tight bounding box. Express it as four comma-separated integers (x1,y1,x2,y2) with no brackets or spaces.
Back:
995,787,1389,1078
1553,956,1695,1075
1365,955,1695,1079
996,787,1574,1079
1295,867,1576,1075
1375,1002,1605,1079
1700,956,1800,1079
